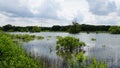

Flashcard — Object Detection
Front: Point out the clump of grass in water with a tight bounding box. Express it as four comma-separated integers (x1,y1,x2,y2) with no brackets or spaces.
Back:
56,36,62,39
91,38,96,41
47,36,51,38
47,38,50,40
37,36,44,40
14,34,35,42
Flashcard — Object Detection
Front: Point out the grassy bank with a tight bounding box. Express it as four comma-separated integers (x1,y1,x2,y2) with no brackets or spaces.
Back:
0,31,42,68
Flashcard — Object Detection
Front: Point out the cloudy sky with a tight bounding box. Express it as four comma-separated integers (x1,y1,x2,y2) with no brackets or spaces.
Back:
0,0,120,27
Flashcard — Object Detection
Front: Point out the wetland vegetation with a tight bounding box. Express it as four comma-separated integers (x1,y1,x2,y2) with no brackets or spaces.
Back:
0,23,120,68
0,31,42,68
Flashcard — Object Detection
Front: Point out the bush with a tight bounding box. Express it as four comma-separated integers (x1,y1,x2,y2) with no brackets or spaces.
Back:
68,22,81,34
109,26,120,34
56,36,85,53
0,32,41,68
56,36,107,68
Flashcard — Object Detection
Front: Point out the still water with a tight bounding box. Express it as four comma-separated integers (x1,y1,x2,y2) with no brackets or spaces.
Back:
11,32,120,68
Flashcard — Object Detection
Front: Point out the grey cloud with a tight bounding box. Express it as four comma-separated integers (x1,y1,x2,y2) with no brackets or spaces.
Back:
35,0,60,20
0,0,60,20
86,0,117,15
0,0,33,17
75,11,84,23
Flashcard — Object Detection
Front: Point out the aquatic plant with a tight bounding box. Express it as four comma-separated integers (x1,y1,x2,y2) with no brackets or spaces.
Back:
91,38,96,41
47,36,52,38
86,58,108,68
56,36,108,68
37,36,44,40
14,34,35,42
56,36,85,53
56,36,62,39
56,36,86,67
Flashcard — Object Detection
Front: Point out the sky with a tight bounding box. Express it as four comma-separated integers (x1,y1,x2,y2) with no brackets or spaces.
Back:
0,0,120,27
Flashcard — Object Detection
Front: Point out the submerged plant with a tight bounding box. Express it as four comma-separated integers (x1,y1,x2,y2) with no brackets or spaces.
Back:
47,36,52,38
14,34,35,42
37,36,44,40
56,36,62,39
91,38,96,41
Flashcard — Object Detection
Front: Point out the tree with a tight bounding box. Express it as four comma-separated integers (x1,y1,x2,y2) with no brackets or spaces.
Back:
31,26,41,32
2,24,13,31
109,26,120,34
68,19,81,34
51,25,61,31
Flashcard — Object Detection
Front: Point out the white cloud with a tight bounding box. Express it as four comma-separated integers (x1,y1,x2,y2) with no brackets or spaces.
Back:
0,0,120,26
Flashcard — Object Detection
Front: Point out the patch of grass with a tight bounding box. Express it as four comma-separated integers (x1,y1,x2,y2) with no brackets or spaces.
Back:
14,34,35,42
56,36,62,39
47,36,52,38
37,36,44,40
91,38,96,41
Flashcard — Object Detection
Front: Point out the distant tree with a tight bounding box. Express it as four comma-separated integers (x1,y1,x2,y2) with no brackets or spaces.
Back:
31,26,41,32
2,24,13,31
109,26,120,34
68,19,81,34
51,25,61,31
0,27,2,30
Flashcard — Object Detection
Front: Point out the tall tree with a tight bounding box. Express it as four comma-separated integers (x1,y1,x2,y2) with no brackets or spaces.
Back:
68,19,81,34
2,24,13,31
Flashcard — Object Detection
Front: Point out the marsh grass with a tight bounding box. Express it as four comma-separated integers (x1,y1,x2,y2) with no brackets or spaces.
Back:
47,36,52,38
91,38,96,41
37,36,44,40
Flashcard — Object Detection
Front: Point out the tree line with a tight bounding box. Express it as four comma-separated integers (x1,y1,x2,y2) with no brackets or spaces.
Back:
0,24,120,34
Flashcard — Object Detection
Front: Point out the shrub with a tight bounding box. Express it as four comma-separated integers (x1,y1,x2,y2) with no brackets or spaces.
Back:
0,32,41,68
109,26,120,34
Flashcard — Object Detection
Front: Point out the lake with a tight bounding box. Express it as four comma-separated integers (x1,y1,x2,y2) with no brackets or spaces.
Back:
11,32,120,68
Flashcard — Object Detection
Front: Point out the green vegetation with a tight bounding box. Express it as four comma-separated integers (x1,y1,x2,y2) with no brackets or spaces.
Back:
1,24,110,33
91,38,96,41
2,24,41,32
109,26,120,34
56,36,85,53
37,36,44,40
0,32,41,68
56,36,107,68
14,34,35,42
86,58,108,68
68,22,81,34
47,36,51,38
56,36,62,39
31,26,41,32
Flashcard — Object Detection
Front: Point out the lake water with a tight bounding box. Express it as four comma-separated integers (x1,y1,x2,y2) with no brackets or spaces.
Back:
11,32,120,68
